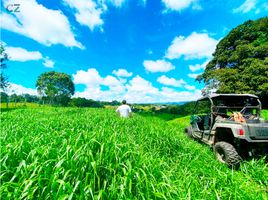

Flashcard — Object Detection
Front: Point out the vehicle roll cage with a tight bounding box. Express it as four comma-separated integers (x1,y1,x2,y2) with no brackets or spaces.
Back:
193,94,262,112
192,94,262,126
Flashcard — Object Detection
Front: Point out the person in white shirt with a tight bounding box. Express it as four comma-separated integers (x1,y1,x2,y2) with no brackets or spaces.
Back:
116,100,132,118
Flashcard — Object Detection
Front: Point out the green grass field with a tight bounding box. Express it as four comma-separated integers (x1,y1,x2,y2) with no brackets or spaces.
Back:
0,102,43,108
262,109,268,120
1,108,267,199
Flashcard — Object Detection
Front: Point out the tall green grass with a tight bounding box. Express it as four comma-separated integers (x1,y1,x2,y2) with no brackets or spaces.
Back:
262,109,268,120
1,108,267,199
0,102,43,109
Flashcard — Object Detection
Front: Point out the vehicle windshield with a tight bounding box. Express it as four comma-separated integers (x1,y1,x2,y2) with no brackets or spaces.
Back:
194,100,211,115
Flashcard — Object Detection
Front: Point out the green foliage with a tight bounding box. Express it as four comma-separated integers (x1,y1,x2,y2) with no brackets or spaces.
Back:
0,42,9,91
261,109,268,120
0,73,9,91
70,97,104,108
0,92,8,103
9,93,39,103
140,102,197,119
198,17,268,106
0,43,8,69
108,100,121,106
1,108,267,199
0,93,42,111
36,71,75,106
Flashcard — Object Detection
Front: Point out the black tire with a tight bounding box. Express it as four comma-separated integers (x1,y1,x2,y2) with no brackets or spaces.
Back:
185,126,194,138
214,142,241,168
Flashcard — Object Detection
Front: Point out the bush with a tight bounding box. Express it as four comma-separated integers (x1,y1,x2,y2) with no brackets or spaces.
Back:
70,97,104,108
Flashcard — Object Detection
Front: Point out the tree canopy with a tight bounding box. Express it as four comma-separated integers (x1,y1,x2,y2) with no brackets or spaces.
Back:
70,97,104,108
0,43,9,91
197,17,268,106
36,71,75,105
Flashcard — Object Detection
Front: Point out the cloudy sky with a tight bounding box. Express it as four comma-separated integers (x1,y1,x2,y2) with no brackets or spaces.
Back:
1,0,267,103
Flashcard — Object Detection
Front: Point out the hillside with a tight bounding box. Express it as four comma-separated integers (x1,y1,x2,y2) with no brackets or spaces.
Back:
1,108,267,199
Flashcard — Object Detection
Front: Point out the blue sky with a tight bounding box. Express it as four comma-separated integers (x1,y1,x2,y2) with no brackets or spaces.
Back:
1,0,267,103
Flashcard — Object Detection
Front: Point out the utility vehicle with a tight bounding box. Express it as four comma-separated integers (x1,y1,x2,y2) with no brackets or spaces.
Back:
185,94,268,167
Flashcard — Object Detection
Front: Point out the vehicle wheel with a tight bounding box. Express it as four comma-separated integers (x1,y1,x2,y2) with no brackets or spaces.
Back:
214,142,241,168
185,126,194,138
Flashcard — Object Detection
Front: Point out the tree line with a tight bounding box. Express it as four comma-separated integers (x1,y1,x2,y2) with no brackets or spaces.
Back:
0,92,123,108
133,101,207,118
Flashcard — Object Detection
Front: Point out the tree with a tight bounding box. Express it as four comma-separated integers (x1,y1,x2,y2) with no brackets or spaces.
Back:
0,92,8,103
110,100,120,106
0,43,9,92
197,17,268,107
36,71,75,106
70,97,104,108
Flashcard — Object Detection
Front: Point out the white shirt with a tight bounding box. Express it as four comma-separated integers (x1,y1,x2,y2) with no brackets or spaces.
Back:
116,104,132,118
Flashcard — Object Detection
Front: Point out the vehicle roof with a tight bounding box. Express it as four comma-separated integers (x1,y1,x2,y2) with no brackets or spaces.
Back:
197,94,259,101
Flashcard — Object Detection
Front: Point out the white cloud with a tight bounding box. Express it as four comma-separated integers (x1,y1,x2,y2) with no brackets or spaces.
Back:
123,76,159,103
233,0,256,13
233,0,268,14
3,67,201,103
4,45,55,67
188,60,209,79
106,0,127,7
103,75,120,86
63,0,130,31
143,59,175,73
72,68,126,101
2,83,37,95
165,32,218,60
188,73,200,79
126,75,158,94
189,64,203,72
103,75,125,92
189,60,209,72
63,0,104,31
43,57,55,68
160,87,201,101
69,69,124,93
74,87,102,100
73,68,201,103
5,46,42,62
119,78,127,83
112,69,133,77
157,75,185,87
184,84,196,90
73,68,102,86
157,75,196,90
162,0,200,11
1,0,83,48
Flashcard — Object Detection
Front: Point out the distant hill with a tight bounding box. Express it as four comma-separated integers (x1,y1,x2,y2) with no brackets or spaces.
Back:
158,101,189,105
144,101,189,106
